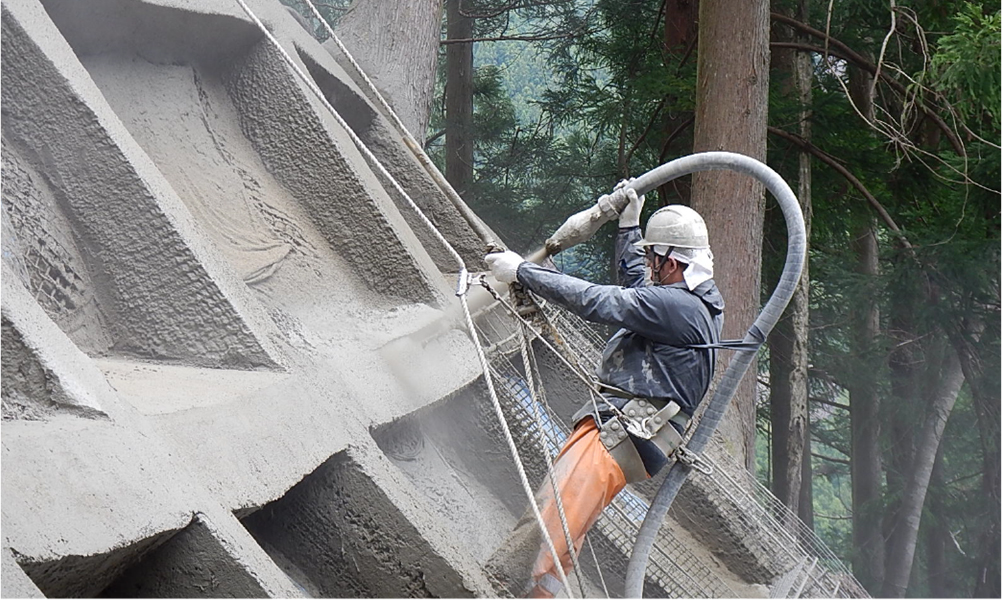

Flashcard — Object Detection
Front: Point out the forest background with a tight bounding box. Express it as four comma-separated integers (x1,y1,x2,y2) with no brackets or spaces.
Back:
285,0,1000,596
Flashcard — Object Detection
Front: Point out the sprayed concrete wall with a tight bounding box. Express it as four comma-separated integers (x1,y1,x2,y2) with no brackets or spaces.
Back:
1,0,811,597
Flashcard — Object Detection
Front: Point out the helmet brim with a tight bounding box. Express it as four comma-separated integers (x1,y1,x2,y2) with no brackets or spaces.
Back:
633,240,710,250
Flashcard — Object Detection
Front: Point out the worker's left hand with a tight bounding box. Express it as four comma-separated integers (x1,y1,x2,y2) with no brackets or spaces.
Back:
616,178,645,228
485,250,526,284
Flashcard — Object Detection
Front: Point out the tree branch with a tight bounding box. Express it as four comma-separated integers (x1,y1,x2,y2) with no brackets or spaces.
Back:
769,13,966,157
768,125,914,250
771,13,866,70
813,452,851,466
441,30,587,44
624,98,667,168
811,396,851,412
658,115,694,163
424,128,446,148
816,512,854,520
456,0,567,20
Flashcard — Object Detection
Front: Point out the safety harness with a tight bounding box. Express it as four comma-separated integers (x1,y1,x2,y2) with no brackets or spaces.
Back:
584,397,689,483
581,329,765,482
480,276,761,483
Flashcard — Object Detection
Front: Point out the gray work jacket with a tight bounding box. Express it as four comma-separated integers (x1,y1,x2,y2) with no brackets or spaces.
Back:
516,226,724,417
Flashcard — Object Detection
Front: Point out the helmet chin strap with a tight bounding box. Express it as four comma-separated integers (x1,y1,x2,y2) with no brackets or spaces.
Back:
652,254,672,285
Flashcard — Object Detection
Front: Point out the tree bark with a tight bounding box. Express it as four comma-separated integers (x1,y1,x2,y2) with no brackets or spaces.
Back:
845,61,886,594
690,0,770,472
664,0,697,53
335,0,443,141
445,0,474,196
926,449,949,598
799,426,814,530
849,220,886,593
882,342,965,597
767,0,812,525
945,317,1001,597
882,264,921,579
658,0,698,206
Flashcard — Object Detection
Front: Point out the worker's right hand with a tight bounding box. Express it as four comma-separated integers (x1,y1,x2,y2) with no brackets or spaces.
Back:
485,250,525,284
616,179,645,228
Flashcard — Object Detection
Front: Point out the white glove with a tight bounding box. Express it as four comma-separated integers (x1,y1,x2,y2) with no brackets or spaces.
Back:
485,250,525,284
616,179,645,228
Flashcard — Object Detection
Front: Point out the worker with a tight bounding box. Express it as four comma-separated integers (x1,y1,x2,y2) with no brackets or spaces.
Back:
485,183,724,598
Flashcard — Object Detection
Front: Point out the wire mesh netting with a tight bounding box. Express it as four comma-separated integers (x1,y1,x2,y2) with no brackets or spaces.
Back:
473,297,868,599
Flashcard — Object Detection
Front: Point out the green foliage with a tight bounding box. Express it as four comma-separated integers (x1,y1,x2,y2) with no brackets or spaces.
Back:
432,0,704,280
927,4,1002,129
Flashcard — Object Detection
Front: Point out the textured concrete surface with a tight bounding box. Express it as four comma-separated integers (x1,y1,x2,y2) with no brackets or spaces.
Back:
1,0,775,597
1,0,283,370
1,0,499,595
1,549,44,598
100,514,269,598
1,265,108,421
308,45,489,272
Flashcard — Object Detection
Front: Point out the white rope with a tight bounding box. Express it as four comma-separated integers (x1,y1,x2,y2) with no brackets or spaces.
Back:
457,299,575,596
230,1,572,594
519,325,587,596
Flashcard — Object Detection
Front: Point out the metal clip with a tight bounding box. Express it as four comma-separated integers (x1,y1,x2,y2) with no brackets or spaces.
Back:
455,268,469,296
675,446,713,476
625,417,653,440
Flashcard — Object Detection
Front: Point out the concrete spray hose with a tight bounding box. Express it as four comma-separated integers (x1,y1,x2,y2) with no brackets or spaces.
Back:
596,152,805,598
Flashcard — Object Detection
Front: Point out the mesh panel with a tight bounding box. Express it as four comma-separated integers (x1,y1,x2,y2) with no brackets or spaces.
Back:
474,295,868,599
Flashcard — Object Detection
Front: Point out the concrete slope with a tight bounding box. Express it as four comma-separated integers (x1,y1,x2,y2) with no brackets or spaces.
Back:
1,0,495,595
0,0,784,597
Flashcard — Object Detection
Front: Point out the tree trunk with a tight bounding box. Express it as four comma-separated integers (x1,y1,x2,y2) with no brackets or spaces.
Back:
945,318,1001,597
848,220,885,593
658,0,698,206
767,0,812,523
690,0,770,472
882,342,965,597
664,0,697,52
926,449,949,598
444,0,474,196
882,264,921,581
845,62,886,594
799,426,814,529
335,0,443,141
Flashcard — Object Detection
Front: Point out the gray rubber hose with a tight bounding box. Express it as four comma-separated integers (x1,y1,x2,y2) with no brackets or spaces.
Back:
622,152,807,598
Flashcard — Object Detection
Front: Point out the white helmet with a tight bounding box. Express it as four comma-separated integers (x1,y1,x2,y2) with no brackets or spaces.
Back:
634,205,709,257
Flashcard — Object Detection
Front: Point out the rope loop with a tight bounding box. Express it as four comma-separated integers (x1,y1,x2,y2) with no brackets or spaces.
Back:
455,268,470,297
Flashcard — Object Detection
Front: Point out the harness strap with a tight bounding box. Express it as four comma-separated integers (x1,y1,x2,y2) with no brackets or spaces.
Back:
684,325,766,352
596,399,689,483
595,381,637,400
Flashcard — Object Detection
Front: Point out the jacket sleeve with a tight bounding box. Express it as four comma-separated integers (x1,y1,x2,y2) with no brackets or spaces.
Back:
516,263,702,346
616,226,647,289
